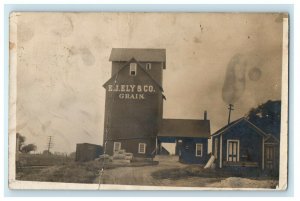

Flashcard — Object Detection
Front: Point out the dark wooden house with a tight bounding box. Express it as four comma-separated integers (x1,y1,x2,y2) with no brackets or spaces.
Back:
211,117,279,175
103,48,166,158
75,143,103,162
157,112,211,164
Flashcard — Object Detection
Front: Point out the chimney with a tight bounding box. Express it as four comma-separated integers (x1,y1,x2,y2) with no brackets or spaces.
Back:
204,110,207,120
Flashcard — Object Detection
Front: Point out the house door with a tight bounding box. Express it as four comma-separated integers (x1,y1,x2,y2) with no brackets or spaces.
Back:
227,140,239,162
265,146,275,170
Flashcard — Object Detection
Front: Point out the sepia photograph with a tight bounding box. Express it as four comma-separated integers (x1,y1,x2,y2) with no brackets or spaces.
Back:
8,12,288,190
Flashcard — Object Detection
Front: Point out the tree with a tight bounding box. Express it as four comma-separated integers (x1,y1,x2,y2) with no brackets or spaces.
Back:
21,144,37,153
16,133,26,152
246,100,281,139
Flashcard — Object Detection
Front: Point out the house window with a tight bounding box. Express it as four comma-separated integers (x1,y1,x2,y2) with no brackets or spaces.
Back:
129,63,137,76
138,143,146,154
146,63,151,70
195,143,203,157
113,142,121,153
227,140,240,162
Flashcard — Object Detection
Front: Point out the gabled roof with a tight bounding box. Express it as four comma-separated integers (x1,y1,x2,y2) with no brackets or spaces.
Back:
103,58,164,92
264,134,280,144
211,117,268,138
158,119,211,138
109,48,166,64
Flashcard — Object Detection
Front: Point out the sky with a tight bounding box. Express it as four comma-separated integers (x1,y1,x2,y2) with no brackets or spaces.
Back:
13,13,284,153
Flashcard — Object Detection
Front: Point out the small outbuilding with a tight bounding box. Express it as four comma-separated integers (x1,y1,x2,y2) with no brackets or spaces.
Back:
211,117,279,175
75,143,103,162
157,112,211,164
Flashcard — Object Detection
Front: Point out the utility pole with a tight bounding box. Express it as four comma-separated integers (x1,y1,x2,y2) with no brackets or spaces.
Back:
46,136,54,154
228,104,234,125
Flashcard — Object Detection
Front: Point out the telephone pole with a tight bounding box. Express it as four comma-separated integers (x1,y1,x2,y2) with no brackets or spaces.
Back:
46,136,54,154
228,104,234,125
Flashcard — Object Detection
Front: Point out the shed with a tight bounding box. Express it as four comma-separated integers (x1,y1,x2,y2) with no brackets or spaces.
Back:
75,143,103,162
157,113,211,164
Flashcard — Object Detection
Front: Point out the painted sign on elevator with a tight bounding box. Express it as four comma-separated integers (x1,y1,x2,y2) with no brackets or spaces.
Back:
108,84,155,100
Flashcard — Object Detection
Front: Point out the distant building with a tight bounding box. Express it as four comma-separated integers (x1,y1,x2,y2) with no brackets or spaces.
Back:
75,143,103,162
211,118,279,175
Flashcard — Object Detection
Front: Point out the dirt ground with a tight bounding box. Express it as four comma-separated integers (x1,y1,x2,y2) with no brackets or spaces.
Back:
95,155,278,188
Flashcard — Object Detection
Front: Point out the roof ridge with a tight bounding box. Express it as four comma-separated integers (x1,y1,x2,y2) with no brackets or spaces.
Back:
211,117,245,136
109,48,166,65
264,134,280,143
211,117,268,137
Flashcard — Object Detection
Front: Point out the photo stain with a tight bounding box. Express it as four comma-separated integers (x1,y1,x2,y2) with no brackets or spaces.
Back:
222,54,247,105
199,24,204,32
79,48,95,66
52,15,74,37
274,14,283,23
194,37,202,44
248,67,262,81
18,23,34,42
9,42,15,50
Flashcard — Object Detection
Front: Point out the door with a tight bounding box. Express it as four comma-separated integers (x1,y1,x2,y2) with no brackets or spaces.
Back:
227,140,239,162
265,146,275,170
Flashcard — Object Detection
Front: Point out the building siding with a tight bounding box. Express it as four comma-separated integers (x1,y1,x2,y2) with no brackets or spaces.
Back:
179,138,209,164
103,60,164,157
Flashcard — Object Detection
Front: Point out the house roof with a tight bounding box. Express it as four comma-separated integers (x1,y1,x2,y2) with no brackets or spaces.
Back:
211,117,268,137
158,119,211,138
109,48,166,65
77,143,102,147
103,58,164,93
264,134,280,144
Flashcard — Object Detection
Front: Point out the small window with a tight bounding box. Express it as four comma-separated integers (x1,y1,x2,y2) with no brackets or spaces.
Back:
138,143,146,154
129,63,137,76
195,143,203,157
146,63,151,70
113,142,121,153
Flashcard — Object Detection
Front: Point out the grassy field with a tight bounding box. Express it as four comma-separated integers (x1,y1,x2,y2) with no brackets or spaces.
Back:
17,153,73,166
16,154,159,183
151,165,275,180
17,160,102,183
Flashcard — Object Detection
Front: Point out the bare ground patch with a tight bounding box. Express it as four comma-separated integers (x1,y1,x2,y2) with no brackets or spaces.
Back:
96,156,279,188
